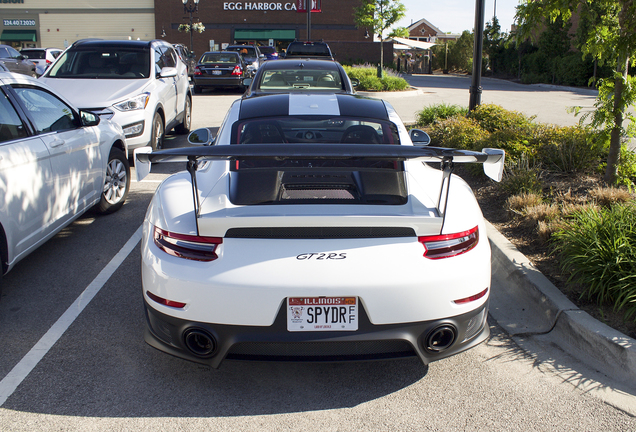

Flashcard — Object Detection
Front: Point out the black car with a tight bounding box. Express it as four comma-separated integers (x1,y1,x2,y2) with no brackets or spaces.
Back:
243,59,358,98
192,51,248,93
0,45,37,77
284,40,334,60
223,44,264,76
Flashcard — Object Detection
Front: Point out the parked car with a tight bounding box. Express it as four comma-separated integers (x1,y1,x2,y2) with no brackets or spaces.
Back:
258,46,279,61
0,72,130,289
223,44,264,76
192,51,248,94
0,45,37,77
243,59,357,97
39,39,192,152
172,43,196,78
133,92,505,369
20,47,63,76
284,40,334,60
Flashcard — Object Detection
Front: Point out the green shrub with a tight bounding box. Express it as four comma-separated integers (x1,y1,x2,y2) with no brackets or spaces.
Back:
343,65,409,91
416,103,468,127
427,116,488,150
468,104,535,133
536,126,606,173
612,145,636,192
552,203,636,320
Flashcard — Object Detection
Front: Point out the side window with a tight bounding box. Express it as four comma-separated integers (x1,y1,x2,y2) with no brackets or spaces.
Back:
12,86,77,134
0,90,28,143
154,47,165,74
0,48,9,58
162,47,177,68
7,47,21,59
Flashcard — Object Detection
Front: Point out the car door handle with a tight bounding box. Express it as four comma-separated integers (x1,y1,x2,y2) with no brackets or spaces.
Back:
50,139,65,148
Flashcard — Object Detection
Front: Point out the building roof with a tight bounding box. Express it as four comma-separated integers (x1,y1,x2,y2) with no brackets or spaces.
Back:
407,18,443,36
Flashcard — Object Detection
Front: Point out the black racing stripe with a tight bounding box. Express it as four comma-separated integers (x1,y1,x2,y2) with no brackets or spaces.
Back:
336,94,388,120
239,94,289,120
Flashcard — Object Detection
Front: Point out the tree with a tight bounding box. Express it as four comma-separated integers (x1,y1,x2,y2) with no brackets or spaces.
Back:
483,17,503,74
354,0,406,74
388,26,410,39
516,0,636,185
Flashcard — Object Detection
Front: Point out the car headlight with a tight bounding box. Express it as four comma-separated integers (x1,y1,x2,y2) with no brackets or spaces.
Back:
113,93,150,112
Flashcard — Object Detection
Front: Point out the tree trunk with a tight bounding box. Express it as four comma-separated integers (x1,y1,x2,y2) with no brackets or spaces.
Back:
604,56,629,185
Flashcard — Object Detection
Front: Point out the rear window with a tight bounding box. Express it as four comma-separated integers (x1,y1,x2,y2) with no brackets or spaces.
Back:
46,47,150,79
259,47,276,54
258,69,343,90
286,43,331,57
199,53,238,64
233,117,399,145
21,50,46,59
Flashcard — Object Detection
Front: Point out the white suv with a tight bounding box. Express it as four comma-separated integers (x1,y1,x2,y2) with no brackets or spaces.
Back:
40,39,192,153
20,47,63,76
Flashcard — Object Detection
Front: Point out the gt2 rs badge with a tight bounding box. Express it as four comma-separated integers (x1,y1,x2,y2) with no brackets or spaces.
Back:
296,253,347,260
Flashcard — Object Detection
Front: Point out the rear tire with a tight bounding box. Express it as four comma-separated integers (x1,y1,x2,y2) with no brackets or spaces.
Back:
96,147,130,214
175,96,191,134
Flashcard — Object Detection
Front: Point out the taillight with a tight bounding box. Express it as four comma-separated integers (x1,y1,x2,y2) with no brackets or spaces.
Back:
153,226,222,261
46,59,51,65
231,65,242,76
146,291,186,308
194,66,202,76
454,288,488,304
418,226,479,259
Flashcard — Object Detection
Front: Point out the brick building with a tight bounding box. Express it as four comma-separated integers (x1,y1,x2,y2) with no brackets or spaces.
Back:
156,0,391,64
406,18,460,44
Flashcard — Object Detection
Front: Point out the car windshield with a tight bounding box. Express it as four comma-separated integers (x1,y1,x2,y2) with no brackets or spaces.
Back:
21,50,46,59
46,47,150,79
258,69,343,90
200,53,238,64
226,47,256,58
233,117,399,145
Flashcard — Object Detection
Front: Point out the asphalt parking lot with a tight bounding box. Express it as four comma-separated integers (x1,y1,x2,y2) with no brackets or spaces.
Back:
0,79,635,430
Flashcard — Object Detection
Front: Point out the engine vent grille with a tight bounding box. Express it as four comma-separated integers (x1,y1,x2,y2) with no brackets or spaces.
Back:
225,226,416,239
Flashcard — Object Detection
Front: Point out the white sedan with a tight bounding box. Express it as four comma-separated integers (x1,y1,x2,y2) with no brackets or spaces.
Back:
135,93,504,369
0,72,129,287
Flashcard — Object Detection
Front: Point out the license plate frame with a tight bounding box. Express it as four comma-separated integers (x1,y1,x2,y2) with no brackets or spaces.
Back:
287,297,358,332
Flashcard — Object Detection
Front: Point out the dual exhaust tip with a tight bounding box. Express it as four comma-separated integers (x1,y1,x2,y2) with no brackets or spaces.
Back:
424,325,457,353
184,328,217,357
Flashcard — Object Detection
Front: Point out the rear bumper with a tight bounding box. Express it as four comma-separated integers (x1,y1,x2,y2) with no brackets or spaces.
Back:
143,298,490,369
193,76,243,87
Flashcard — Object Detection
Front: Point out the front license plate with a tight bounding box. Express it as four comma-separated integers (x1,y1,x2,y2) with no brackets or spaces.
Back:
287,297,358,332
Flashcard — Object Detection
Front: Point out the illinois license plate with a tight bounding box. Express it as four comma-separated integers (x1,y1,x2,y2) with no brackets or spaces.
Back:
287,297,358,332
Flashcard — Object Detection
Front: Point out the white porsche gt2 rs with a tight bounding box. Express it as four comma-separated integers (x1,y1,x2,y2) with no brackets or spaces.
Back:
135,93,504,369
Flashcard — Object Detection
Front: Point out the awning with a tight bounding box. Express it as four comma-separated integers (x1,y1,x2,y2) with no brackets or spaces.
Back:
1,30,37,42
389,37,435,50
234,29,296,40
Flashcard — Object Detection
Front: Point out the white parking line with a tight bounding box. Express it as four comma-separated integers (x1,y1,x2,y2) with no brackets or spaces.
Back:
0,226,143,407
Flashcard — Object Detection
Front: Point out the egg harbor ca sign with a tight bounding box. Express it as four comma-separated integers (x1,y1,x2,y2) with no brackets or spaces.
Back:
223,2,320,11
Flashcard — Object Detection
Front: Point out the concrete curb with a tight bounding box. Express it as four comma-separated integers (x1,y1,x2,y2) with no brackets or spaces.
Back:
486,221,636,385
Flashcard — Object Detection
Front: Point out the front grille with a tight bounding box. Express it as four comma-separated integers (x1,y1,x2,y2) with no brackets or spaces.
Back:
226,340,416,361
224,226,416,239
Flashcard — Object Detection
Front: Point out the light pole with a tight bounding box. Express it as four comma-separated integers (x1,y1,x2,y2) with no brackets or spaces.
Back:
182,0,200,54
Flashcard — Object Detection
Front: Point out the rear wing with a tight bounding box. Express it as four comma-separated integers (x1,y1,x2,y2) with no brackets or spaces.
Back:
134,143,505,234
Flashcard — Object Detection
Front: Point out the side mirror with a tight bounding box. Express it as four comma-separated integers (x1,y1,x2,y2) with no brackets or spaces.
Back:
80,110,100,127
159,67,178,78
188,128,215,146
409,129,431,145
350,78,360,88
243,78,252,87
